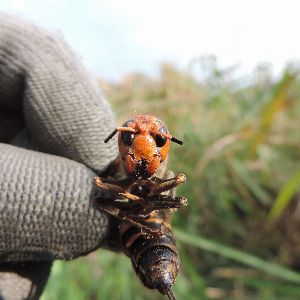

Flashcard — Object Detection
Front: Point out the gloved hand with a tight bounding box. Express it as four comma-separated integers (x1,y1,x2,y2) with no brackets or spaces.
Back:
0,12,119,299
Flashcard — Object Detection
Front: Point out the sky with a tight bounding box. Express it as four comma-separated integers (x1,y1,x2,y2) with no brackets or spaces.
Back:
0,0,299,80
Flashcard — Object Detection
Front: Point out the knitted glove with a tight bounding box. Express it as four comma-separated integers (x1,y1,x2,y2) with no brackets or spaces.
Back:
0,12,118,299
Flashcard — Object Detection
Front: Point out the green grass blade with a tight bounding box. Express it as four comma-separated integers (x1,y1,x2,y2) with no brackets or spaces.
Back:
174,229,300,284
268,168,300,222
231,159,271,205
247,71,295,158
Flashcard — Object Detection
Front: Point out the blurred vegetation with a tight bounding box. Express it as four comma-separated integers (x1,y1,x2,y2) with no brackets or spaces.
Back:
42,57,300,299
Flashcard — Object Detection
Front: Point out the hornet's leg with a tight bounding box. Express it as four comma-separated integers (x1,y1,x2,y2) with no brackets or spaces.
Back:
95,177,141,201
143,195,188,212
148,173,187,195
95,199,161,236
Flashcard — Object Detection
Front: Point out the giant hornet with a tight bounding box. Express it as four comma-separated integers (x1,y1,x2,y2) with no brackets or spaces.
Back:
94,115,187,300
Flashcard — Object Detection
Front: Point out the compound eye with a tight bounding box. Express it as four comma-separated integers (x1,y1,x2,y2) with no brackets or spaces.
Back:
155,135,167,148
121,131,135,146
154,126,168,148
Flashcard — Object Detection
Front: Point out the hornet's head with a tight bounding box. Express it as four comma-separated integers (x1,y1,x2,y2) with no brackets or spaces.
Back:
104,115,182,179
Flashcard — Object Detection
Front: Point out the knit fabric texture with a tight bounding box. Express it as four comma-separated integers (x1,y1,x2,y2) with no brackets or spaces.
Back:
0,143,109,261
0,12,119,299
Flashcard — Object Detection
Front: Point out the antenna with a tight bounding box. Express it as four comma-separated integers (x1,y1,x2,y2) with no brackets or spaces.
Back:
171,137,183,145
104,127,137,143
104,129,118,143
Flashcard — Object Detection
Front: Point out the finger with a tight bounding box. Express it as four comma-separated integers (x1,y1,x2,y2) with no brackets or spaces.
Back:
0,13,118,174
0,143,108,260
0,261,52,300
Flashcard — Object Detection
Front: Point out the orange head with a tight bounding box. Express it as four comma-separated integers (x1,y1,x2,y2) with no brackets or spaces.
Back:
104,115,182,179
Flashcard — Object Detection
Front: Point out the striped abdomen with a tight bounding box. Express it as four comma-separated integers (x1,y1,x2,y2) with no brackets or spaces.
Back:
120,210,179,295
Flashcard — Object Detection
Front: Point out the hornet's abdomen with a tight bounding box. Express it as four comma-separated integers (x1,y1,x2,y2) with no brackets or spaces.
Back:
120,213,179,295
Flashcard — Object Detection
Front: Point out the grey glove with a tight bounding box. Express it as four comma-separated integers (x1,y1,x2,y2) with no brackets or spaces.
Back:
0,12,119,299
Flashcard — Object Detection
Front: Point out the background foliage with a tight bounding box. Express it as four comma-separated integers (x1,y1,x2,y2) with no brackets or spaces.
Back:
42,58,300,299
